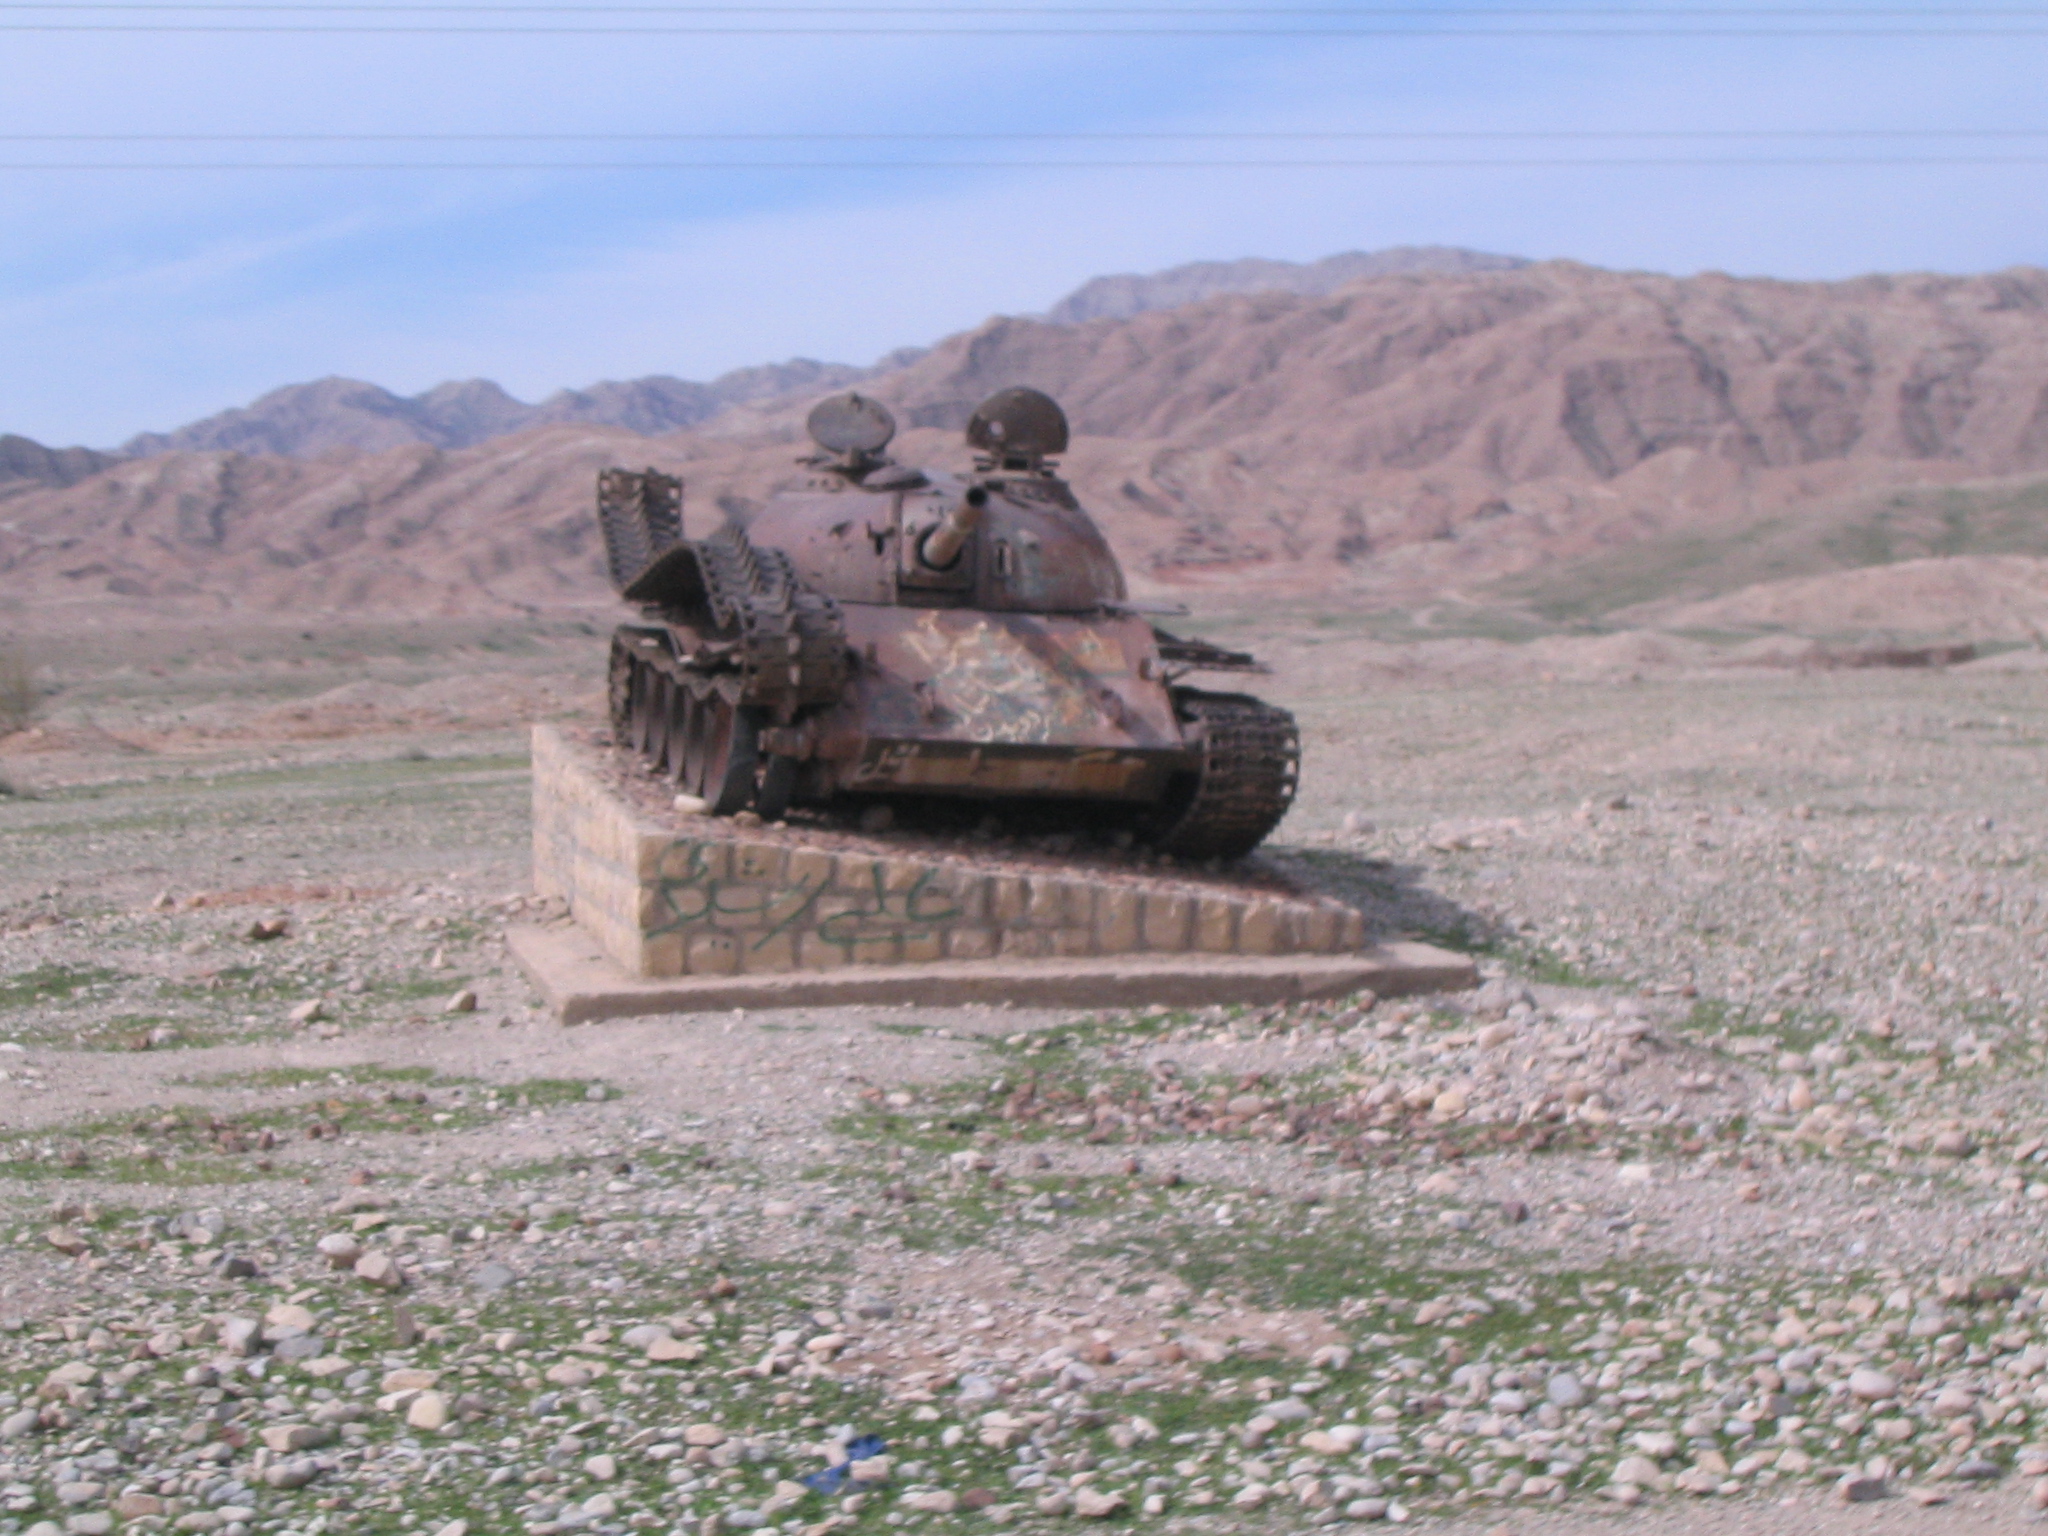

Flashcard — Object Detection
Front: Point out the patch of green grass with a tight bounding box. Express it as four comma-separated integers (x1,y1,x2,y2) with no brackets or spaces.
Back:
1111,1213,1399,1314
0,1076,616,1187
177,1063,452,1090
265,1072,603,1133
357,972,467,1004
889,1186,1006,1253
1494,529,1767,625
890,1175,1128,1255
1507,943,1618,990
0,1010,241,1054
1481,472,2048,633
1109,1167,1712,1312
828,1108,991,1156
153,962,301,1006
0,963,127,1011
1684,997,1737,1036
1110,1383,1256,1441
520,1077,612,1107
1403,916,1614,992
829,1055,1160,1153
489,1143,712,1186
1281,601,1563,645
1688,997,1842,1055
981,1022,1145,1060
1412,918,1493,956
0,648,39,738
182,752,533,798
0,1136,283,1186
102,1012,204,1040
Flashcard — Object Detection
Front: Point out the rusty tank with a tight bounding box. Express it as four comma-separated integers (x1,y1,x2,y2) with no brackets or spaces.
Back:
595,386,1299,860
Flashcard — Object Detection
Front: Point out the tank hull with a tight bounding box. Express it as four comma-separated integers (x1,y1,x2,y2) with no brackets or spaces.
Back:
813,607,1191,801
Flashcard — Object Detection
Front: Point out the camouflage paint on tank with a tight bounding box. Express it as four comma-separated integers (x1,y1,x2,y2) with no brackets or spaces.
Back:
597,387,1300,857
815,608,1184,798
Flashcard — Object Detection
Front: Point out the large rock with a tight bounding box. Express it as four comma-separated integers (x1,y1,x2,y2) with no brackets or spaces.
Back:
352,1252,405,1291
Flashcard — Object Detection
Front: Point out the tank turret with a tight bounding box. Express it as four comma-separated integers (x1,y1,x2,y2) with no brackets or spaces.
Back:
595,388,1299,859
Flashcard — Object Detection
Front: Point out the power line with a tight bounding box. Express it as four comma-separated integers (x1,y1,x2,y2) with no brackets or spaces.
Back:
4,129,2048,140
11,2,2047,28
8,3,2048,11
2,154,2045,166
4,131,2048,147
9,18,2048,30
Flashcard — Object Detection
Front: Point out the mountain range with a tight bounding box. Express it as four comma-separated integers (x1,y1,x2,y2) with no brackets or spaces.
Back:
111,356,915,462
6,252,2048,641
1041,246,1528,325
4,246,1524,467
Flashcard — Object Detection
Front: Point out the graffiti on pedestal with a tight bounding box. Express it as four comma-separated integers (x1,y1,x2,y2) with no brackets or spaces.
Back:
645,842,966,959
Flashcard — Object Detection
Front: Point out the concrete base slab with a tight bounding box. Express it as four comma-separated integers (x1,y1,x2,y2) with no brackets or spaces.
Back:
510,921,1477,1024
531,725,1373,980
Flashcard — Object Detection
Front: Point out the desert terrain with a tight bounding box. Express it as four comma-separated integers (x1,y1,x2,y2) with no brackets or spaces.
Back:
0,603,2046,1536
4,253,2048,1536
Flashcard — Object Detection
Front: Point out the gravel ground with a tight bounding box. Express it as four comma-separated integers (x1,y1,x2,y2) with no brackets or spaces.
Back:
0,638,2046,1534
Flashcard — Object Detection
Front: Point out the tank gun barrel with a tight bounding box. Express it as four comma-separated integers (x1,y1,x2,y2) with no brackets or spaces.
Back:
918,485,989,570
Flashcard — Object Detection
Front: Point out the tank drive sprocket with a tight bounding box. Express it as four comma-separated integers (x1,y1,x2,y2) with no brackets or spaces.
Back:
695,526,849,708
1144,690,1301,862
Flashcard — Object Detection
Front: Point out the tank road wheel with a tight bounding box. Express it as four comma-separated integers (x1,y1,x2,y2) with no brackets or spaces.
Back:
622,659,646,756
684,684,760,816
680,681,713,798
641,671,670,774
631,662,664,761
661,680,694,787
1142,690,1300,862
607,639,635,742
661,685,694,796
754,735,798,822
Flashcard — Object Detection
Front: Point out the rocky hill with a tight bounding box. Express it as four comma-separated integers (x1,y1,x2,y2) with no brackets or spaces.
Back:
1041,246,1528,325
98,247,1520,461
806,260,2048,606
870,261,2048,469
8,259,2048,635
115,358,893,460
0,435,116,495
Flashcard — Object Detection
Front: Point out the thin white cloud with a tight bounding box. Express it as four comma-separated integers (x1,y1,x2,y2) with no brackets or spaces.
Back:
0,8,2044,442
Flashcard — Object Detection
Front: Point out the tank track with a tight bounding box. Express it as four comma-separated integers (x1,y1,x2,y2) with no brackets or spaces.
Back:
1148,690,1300,861
596,468,684,592
695,527,848,709
595,471,846,713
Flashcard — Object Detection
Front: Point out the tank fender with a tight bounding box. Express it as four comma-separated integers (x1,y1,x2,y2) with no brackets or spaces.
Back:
621,541,712,611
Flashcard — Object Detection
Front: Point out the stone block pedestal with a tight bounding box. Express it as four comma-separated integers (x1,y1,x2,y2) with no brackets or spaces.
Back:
520,725,1476,1020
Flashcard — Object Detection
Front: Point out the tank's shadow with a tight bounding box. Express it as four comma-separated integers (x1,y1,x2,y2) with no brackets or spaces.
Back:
1261,846,1502,953
787,793,1155,855
792,792,1499,959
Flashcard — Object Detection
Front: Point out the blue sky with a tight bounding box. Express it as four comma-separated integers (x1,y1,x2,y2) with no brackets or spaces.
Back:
2,3,2045,446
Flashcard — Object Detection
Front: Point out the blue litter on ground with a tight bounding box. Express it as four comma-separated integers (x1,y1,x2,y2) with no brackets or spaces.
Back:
800,1435,889,1495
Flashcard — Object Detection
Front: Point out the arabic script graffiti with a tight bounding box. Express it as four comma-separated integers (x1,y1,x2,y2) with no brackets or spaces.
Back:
646,842,967,958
